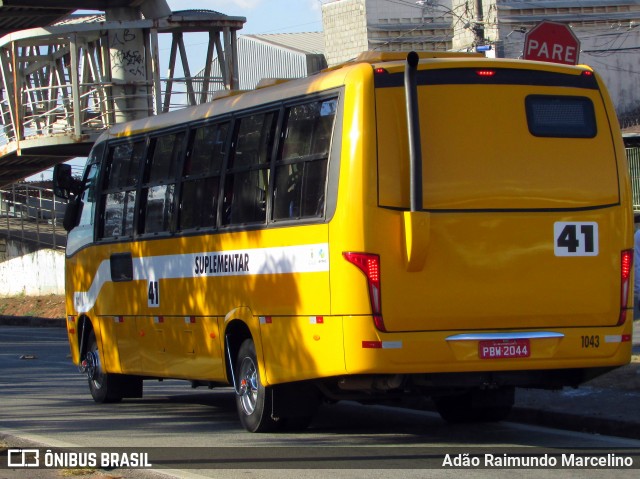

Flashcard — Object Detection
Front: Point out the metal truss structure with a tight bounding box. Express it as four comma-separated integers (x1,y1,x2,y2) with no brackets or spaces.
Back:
0,10,245,186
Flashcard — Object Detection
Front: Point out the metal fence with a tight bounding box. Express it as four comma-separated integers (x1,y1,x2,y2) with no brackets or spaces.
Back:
0,184,67,250
628,147,640,212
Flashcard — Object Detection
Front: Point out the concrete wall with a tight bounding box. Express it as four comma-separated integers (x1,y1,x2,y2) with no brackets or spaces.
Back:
0,240,64,296
0,237,41,261
322,0,368,66
322,0,453,65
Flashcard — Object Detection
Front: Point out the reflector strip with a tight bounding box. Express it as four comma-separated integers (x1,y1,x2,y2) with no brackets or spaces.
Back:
362,341,403,349
113,316,124,323
67,316,75,323
259,316,272,324
605,335,632,343
154,316,164,324
309,316,324,324
184,316,196,324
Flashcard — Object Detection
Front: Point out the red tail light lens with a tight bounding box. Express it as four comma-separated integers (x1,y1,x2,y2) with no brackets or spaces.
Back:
476,69,496,77
619,249,633,326
343,252,385,331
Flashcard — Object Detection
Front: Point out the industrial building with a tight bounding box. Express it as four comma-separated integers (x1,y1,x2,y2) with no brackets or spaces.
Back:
194,32,326,96
321,0,640,123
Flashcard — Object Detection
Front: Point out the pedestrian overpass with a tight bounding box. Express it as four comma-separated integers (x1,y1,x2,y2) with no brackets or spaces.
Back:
0,0,245,186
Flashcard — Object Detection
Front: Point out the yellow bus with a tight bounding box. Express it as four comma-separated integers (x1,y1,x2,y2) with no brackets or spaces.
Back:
54,51,634,432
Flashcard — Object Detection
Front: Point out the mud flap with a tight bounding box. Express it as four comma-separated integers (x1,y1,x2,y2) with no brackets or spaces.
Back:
271,382,320,419
112,374,143,399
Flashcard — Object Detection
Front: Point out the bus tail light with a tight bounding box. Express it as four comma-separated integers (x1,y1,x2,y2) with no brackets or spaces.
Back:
343,252,385,331
476,69,496,77
619,249,633,326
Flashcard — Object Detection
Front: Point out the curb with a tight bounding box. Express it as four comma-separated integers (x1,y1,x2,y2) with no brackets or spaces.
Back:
0,315,65,327
509,407,640,441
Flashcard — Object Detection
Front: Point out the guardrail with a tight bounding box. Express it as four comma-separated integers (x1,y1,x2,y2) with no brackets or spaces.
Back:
0,184,67,250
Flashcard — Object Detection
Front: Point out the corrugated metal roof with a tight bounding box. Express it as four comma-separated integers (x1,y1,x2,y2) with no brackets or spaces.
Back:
0,5,72,37
244,32,325,55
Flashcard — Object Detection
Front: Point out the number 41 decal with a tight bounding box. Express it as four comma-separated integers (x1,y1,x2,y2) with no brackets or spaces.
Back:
148,280,160,307
554,222,599,257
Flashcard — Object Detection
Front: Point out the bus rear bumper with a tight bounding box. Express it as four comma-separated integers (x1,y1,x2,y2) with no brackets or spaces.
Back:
342,315,633,377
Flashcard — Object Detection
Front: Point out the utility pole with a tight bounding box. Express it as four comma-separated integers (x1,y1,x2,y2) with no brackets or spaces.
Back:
473,0,485,44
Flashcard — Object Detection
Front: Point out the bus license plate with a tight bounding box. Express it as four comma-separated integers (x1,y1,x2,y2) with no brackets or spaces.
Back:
479,339,530,359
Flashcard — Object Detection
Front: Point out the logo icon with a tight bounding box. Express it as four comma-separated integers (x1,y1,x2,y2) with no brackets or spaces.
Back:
8,449,40,467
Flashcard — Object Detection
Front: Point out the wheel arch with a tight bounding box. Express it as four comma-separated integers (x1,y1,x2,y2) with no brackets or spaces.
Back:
223,307,265,387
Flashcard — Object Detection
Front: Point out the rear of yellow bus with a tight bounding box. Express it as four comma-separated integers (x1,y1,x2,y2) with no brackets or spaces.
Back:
330,54,633,422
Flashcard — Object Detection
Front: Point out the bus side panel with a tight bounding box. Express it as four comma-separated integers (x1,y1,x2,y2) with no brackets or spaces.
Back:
328,64,380,317
259,315,346,385
69,223,331,381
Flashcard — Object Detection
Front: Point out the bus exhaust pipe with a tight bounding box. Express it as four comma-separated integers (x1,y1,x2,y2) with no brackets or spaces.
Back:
404,51,423,213
402,51,430,272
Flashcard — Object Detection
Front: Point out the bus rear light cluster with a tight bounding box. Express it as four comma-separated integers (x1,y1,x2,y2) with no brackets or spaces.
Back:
343,252,386,331
619,249,633,326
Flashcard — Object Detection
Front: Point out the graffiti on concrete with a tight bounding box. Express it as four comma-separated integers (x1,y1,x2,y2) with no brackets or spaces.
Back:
110,29,145,78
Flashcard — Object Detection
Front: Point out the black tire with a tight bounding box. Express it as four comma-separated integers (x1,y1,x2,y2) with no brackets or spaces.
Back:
85,332,126,403
235,338,278,432
434,387,514,423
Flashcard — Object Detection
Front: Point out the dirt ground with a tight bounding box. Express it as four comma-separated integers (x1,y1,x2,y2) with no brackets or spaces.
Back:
0,294,65,319
0,294,638,390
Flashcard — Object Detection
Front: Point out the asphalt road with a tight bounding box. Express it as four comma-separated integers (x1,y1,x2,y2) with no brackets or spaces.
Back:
1,325,640,479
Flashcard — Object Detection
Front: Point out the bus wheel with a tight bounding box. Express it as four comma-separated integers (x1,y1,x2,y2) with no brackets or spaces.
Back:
85,332,123,403
235,339,277,432
434,387,514,423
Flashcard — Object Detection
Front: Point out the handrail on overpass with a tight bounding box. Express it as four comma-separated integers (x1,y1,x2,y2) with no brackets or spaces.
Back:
0,10,245,187
0,183,67,251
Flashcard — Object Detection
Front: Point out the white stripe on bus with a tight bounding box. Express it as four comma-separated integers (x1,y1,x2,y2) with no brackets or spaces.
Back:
73,243,329,313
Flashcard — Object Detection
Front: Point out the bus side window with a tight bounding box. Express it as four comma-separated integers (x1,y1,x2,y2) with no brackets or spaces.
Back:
100,141,145,239
223,112,276,226
179,122,229,230
77,163,99,228
273,98,336,221
141,132,185,234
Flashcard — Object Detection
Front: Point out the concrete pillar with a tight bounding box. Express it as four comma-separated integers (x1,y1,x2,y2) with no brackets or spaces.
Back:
105,7,149,123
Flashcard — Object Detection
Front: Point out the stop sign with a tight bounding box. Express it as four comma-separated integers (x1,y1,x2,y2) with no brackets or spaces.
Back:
524,20,580,65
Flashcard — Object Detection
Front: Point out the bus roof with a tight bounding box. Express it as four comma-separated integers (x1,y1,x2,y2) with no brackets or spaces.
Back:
97,51,597,144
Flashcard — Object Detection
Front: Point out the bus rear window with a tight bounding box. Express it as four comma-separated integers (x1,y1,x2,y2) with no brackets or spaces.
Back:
526,95,596,138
